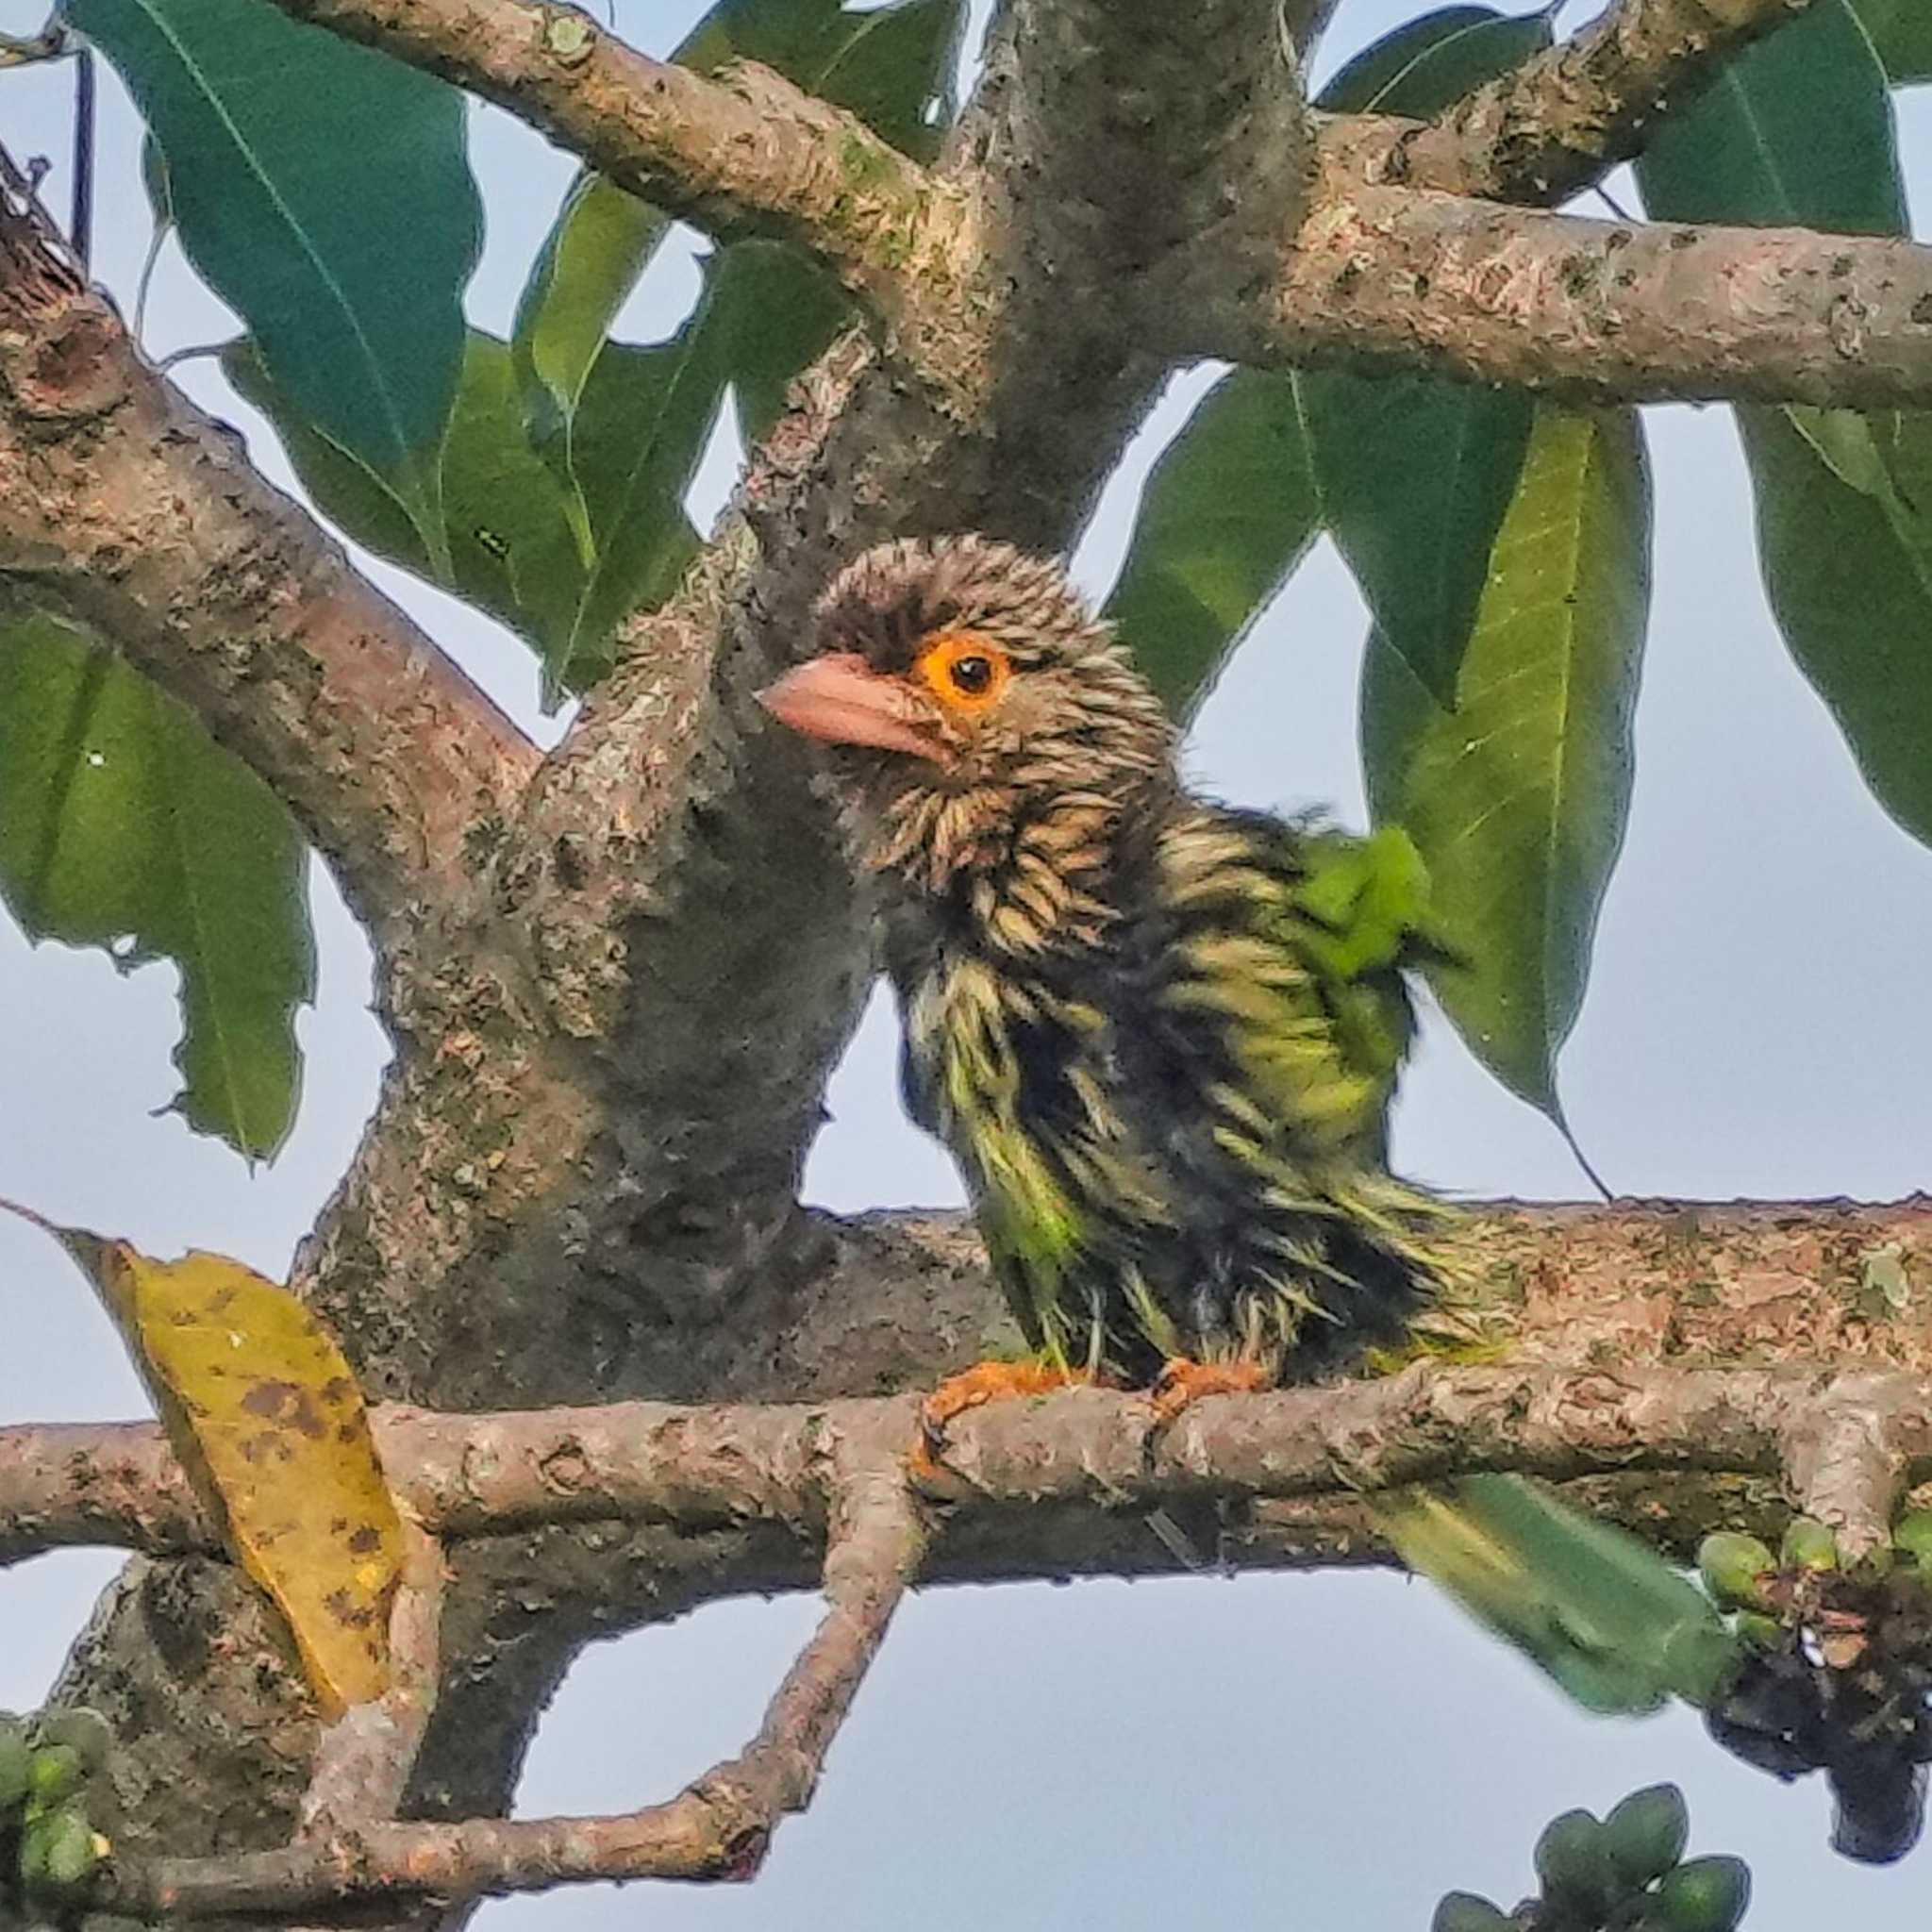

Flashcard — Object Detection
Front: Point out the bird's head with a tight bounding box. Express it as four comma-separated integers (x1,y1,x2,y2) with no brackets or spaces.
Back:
758,535,1174,893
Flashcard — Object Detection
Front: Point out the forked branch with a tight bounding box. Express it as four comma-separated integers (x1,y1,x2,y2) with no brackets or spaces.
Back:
1325,0,1823,202
96,1445,926,1916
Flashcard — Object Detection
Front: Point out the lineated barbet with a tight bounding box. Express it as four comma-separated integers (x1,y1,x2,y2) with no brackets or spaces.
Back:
759,534,1452,1443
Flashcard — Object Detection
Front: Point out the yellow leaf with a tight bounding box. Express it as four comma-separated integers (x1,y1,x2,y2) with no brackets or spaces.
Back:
3,1199,401,1716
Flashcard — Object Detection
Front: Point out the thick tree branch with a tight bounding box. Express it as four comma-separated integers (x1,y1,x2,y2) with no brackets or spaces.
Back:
0,159,537,943
1175,182,1932,406
1323,0,1821,204
259,0,981,401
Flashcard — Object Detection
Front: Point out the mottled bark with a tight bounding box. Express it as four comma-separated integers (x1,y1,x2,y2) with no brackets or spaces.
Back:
1185,183,1932,407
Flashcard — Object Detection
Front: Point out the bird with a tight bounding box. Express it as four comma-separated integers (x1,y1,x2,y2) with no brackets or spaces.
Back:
758,532,1455,1449
760,547,1761,1752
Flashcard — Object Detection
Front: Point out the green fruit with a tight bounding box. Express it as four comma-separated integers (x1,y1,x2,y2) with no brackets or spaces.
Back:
1780,1516,1838,1573
0,1716,31,1812
1697,1533,1775,1609
1654,1855,1751,1931
1734,1612,1784,1651
1606,1784,1690,1890
32,1709,110,1774
1432,1892,1515,1932
1534,1808,1613,1916
24,1745,83,1808
23,1807,100,1890
1891,1508,1932,1567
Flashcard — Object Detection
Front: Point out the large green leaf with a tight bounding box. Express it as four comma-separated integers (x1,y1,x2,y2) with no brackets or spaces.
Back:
1850,0,1932,83
1637,0,1926,846
229,332,705,699
1315,3,1554,114
1103,371,1320,719
1304,375,1535,707
70,0,479,551
1362,408,1651,1125
510,0,963,541
1299,4,1552,704
513,177,675,566
1634,0,1905,233
0,618,312,1159
1737,408,1932,845
1092,12,1555,727
710,240,860,443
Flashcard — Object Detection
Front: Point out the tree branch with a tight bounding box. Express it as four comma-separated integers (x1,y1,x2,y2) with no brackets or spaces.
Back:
258,0,981,402
1322,0,1822,204
1175,182,1932,407
97,1438,926,1917
0,158,538,944
25,1356,1932,1919
11,1364,1932,1573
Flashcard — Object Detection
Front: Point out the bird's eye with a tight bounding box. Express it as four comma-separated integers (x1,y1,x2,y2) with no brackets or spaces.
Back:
916,632,1010,711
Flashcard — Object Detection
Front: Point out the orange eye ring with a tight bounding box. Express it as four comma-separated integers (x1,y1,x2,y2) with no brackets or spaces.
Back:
915,631,1011,712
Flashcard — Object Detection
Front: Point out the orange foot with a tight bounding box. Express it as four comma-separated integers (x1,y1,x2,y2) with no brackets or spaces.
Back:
910,1359,1086,1480
1149,1357,1272,1429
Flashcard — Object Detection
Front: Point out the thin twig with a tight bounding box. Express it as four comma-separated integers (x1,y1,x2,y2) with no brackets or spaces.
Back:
98,1453,925,1916
298,1516,447,1834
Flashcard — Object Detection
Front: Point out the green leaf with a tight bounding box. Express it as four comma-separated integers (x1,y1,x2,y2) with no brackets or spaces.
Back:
1850,0,1932,83
71,0,481,547
1736,407,1932,846
1636,4,1927,846
512,178,675,564
1301,3,1552,702
1316,4,1553,114
230,331,706,699
0,618,313,1159
710,241,854,444
509,0,961,517
690,0,965,159
1304,373,1535,705
1102,370,1320,719
1634,0,1905,234
1362,408,1650,1121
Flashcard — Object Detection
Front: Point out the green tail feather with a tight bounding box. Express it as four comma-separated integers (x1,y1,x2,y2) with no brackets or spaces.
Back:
1375,1475,1742,1715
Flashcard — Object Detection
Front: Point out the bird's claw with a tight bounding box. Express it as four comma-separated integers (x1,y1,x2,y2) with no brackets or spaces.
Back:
910,1358,1085,1479
1148,1357,1272,1430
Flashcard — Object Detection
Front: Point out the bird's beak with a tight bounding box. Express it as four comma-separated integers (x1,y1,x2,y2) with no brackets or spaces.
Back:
757,653,947,761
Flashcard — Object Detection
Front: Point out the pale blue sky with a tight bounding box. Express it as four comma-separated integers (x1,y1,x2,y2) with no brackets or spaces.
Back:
3,2,1931,1925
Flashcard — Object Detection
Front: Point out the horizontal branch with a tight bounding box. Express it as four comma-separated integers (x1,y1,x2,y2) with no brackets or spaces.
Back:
1322,0,1821,204
0,160,538,942
11,1363,1931,1573
259,0,979,398
1178,181,1932,406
